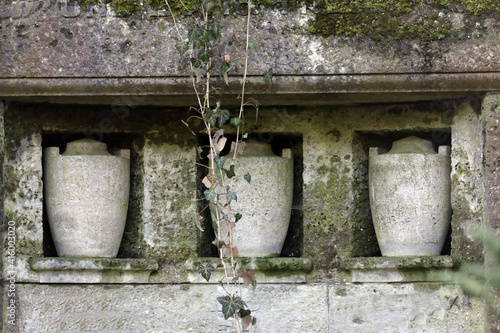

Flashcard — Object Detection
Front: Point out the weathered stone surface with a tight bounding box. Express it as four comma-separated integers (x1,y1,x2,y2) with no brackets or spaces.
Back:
481,93,500,332
185,257,314,284
1,2,500,78
29,257,158,283
1,3,500,105
342,256,458,283
369,137,451,256
44,139,130,257
14,284,329,332
329,284,484,332
450,100,485,261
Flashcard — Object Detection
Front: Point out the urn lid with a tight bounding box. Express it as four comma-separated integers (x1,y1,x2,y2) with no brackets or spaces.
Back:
62,139,111,156
387,136,436,154
240,140,275,156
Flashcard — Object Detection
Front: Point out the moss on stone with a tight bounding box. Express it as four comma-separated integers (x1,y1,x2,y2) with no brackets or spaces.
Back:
75,0,500,41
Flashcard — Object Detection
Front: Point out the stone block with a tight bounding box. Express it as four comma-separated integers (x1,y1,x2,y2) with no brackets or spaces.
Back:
329,284,484,333
14,284,329,332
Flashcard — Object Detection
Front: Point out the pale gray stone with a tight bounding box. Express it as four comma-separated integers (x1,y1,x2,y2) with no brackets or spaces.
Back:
44,139,130,257
329,284,484,333
369,136,451,256
213,140,294,257
29,257,158,283
15,284,329,333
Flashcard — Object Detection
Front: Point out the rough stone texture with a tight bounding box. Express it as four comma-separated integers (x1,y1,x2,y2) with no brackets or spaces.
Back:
1,2,500,78
2,105,199,283
329,284,484,333
482,93,500,332
450,100,485,261
29,257,158,283
3,110,44,258
9,283,483,333
343,256,458,283
0,99,489,331
2,3,500,106
14,284,329,332
369,137,451,256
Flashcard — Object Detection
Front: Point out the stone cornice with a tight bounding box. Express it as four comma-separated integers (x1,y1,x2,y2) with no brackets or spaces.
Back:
1,72,497,106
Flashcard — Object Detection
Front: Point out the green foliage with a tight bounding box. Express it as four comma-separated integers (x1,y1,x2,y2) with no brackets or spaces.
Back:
308,0,500,41
217,296,246,320
456,227,500,297
264,68,273,85
198,263,215,282
204,189,217,201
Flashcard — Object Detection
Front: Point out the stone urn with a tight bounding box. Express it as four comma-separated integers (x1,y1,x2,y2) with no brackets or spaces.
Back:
214,140,293,257
369,136,451,256
44,139,130,257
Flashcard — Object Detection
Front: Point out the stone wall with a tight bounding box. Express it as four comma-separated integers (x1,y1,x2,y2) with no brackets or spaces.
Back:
1,1,500,332
0,98,489,332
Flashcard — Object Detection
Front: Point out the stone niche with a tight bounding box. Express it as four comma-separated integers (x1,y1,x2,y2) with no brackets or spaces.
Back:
4,105,201,283
196,133,304,258
3,98,486,332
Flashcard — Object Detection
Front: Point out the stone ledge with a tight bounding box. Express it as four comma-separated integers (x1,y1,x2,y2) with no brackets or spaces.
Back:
29,257,159,284
341,256,460,283
1,72,498,106
185,257,313,284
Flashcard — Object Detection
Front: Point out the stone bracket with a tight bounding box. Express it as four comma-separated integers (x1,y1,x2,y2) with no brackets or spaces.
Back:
29,257,159,284
341,256,459,283
185,257,314,284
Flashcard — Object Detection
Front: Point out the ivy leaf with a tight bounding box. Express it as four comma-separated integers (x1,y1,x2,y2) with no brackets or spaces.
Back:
230,117,242,128
227,191,237,203
203,107,216,126
240,310,254,329
238,268,257,289
248,39,256,49
202,175,214,189
193,212,204,232
221,62,231,85
216,136,227,153
187,26,202,42
204,189,217,201
235,213,242,223
239,308,252,318
264,68,273,85
198,49,213,63
175,43,189,56
193,39,205,49
218,109,231,127
217,296,245,320
198,264,215,282
244,172,251,184
214,128,225,142
238,78,246,85
211,21,221,42
201,28,213,43
224,164,236,179
215,156,226,169
190,57,202,68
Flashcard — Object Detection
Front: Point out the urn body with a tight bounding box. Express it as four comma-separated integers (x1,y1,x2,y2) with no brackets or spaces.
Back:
369,136,451,256
214,141,293,257
44,139,130,257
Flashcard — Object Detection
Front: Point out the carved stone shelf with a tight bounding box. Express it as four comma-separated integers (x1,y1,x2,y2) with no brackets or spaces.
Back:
341,256,459,283
29,257,159,284
185,257,314,284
